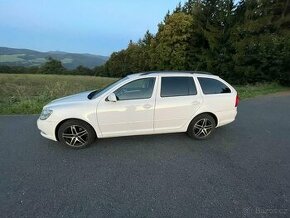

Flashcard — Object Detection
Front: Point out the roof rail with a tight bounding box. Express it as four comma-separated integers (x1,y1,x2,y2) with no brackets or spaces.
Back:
140,71,212,76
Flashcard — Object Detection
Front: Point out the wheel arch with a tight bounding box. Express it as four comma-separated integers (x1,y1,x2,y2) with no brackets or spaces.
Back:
55,118,97,141
188,112,218,129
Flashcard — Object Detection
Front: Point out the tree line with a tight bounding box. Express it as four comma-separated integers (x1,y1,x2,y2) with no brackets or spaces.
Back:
0,57,96,76
95,0,290,85
1,0,289,85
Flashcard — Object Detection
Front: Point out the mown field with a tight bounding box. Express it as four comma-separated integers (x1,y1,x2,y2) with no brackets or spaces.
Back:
0,74,289,115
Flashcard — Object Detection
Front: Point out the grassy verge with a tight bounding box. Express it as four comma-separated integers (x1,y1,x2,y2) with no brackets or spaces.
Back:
0,74,289,115
234,83,290,99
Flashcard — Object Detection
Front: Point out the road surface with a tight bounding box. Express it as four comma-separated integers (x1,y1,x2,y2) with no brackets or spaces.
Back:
0,94,290,217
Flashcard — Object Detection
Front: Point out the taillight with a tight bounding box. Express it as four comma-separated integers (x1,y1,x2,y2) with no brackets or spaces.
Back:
235,94,239,107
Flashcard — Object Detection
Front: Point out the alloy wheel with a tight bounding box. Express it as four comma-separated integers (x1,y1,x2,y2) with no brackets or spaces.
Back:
62,125,89,147
193,118,213,138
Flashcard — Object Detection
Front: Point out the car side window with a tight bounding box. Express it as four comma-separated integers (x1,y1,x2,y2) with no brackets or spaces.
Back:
161,77,197,97
114,78,156,101
198,77,231,94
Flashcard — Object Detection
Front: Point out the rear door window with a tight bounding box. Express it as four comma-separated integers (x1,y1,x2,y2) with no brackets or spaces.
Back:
161,77,197,97
198,77,231,94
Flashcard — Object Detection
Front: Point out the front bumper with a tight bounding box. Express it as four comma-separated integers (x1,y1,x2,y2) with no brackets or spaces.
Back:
37,118,58,141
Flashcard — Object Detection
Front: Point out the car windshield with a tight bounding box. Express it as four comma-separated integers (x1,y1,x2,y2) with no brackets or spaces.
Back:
88,77,129,99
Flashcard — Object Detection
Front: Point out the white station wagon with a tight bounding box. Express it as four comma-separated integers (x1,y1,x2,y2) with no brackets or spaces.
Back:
37,71,238,148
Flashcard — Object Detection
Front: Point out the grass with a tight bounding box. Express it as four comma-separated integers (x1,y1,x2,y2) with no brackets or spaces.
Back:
234,83,290,99
0,74,117,114
0,73,289,115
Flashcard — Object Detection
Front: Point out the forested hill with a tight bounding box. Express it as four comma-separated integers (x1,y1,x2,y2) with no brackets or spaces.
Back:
96,0,290,85
0,47,108,69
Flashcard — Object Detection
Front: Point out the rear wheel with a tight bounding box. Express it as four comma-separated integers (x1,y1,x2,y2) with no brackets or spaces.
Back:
187,114,216,140
57,120,96,149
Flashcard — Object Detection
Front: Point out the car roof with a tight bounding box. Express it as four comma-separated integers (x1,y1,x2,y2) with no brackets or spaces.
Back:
127,71,218,78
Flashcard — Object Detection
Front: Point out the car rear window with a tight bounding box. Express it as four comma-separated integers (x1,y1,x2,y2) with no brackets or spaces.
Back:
161,77,197,97
198,77,231,94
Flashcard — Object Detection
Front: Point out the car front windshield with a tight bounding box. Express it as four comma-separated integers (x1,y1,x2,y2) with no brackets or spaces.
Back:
88,77,129,99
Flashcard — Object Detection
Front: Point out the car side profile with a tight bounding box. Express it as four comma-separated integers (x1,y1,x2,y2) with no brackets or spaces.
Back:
37,71,238,148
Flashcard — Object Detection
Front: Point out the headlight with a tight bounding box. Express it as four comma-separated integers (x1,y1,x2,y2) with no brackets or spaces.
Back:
39,108,53,120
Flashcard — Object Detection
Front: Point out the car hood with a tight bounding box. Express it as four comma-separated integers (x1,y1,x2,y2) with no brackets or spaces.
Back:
45,90,93,107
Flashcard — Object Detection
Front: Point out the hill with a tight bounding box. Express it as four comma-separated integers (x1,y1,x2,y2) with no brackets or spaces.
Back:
0,47,108,69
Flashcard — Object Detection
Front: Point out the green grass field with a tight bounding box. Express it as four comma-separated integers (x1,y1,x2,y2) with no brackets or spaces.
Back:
0,74,289,115
0,74,117,114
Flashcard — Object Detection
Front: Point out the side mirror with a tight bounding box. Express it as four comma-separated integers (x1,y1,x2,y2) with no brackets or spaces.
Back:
107,93,117,102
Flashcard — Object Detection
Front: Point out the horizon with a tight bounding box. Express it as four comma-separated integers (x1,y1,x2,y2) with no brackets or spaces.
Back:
0,46,109,57
0,0,186,56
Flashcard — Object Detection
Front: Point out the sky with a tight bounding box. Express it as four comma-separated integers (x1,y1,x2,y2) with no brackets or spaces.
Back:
0,0,187,56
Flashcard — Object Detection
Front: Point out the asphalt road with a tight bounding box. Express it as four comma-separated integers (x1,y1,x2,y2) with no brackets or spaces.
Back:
1,94,290,218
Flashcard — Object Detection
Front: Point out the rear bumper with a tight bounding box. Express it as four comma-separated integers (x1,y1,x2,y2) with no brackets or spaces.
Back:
37,118,58,141
216,109,237,127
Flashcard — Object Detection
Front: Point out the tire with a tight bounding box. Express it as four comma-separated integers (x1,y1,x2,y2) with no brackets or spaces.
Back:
57,119,96,149
187,114,216,140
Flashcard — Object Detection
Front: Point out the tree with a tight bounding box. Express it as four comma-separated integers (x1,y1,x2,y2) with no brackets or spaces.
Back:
138,30,155,71
38,57,66,74
154,12,194,70
99,0,290,85
74,65,93,75
194,0,235,78
231,0,290,84
182,0,196,14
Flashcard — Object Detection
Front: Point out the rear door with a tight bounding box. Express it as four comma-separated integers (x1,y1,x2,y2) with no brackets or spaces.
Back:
154,76,202,133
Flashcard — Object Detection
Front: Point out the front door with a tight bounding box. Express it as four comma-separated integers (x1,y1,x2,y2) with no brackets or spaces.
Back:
97,77,157,137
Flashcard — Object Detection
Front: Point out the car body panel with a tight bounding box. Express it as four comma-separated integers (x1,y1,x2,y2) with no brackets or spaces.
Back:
37,72,238,141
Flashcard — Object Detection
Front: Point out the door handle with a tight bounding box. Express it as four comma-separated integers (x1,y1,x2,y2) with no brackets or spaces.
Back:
143,104,152,109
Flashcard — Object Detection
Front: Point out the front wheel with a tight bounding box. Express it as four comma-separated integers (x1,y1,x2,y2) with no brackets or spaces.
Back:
57,120,96,149
187,114,216,140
